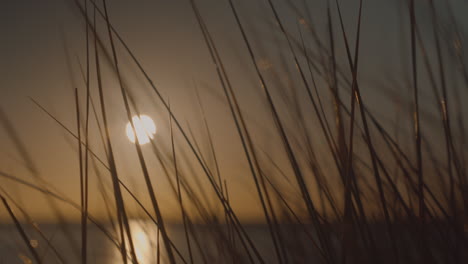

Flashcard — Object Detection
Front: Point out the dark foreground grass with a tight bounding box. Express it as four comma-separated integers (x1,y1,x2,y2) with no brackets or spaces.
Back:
1,0,467,263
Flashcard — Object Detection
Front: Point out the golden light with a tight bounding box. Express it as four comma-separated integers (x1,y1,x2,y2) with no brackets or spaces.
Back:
126,115,157,145
134,227,150,261
127,220,158,264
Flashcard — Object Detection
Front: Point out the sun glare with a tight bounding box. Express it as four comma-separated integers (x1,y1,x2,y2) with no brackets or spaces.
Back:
127,220,156,263
126,115,157,145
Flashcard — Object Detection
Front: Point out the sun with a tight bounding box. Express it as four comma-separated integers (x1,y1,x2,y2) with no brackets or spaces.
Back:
126,115,156,145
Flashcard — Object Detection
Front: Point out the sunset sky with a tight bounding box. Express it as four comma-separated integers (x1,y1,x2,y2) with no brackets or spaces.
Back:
1,0,467,222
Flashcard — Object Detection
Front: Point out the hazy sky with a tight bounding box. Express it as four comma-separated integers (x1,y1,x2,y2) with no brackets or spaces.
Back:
1,0,467,222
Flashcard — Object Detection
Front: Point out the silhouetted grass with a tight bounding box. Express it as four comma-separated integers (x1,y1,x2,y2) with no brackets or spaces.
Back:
1,0,467,263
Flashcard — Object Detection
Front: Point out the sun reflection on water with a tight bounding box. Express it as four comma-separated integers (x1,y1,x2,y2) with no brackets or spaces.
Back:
125,220,160,264
134,225,150,261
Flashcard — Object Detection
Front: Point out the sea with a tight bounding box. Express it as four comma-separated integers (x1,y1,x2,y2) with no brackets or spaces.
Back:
0,220,321,264
0,220,464,263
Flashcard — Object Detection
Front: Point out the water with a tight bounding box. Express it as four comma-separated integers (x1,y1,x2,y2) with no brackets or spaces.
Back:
0,220,463,263
0,220,301,264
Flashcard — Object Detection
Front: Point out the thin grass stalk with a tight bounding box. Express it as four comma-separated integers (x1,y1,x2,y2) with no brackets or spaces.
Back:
81,3,271,262
179,125,274,261
1,104,80,258
428,0,456,215
91,7,129,263
0,171,132,252
0,188,67,264
100,0,175,263
297,24,345,222
189,3,291,263
334,1,403,262
169,105,195,264
409,0,425,221
92,9,134,262
264,0,346,189
251,0,349,261
261,3,350,232
426,8,466,258
324,2,347,172
298,25,340,168
29,95,189,264
414,20,458,219
258,170,326,259
1,196,42,264
91,154,117,234
193,84,223,196
441,2,468,208
35,17,179,255
81,0,90,262
188,1,287,262
100,0,256,260
74,87,88,264
184,125,225,213
408,2,435,261
332,0,378,262
338,0,363,221
223,181,237,264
